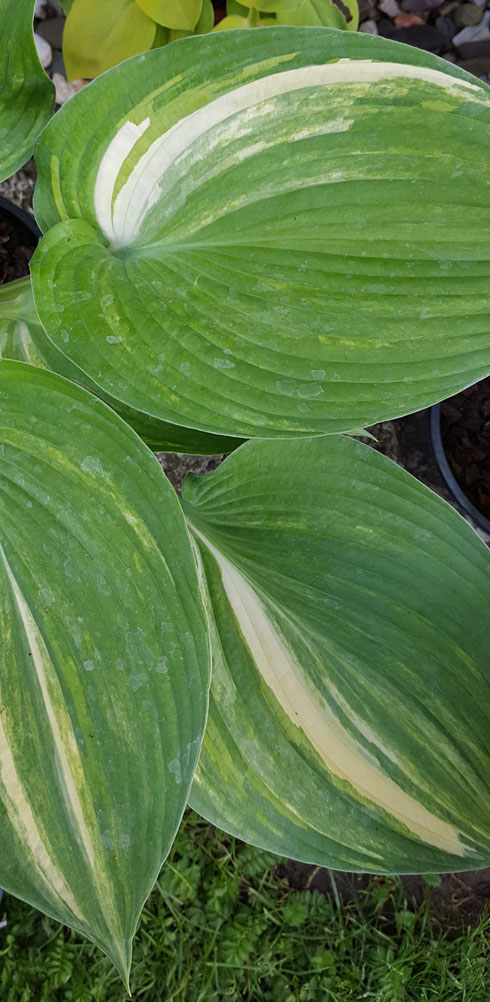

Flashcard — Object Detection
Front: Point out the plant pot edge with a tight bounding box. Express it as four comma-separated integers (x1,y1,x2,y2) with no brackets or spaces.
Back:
429,403,490,535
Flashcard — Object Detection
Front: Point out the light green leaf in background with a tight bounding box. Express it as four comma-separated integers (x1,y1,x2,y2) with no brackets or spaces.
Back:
237,0,302,9
33,29,490,443
0,0,54,182
0,361,210,984
183,435,490,874
276,0,359,29
63,0,156,80
167,0,214,40
136,0,202,29
212,14,252,29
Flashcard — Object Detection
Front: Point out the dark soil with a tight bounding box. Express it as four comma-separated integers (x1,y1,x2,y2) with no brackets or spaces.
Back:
440,378,490,521
0,209,37,285
283,861,490,931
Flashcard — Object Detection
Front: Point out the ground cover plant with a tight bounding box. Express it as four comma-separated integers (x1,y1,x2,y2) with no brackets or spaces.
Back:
0,0,489,990
1,811,489,1001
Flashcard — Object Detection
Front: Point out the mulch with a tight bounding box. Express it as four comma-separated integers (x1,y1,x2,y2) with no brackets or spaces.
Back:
0,209,37,285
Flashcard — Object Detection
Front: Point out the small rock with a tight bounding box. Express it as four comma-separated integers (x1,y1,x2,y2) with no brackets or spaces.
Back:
394,11,425,24
359,17,379,29
378,19,448,46
52,73,77,105
459,55,490,71
457,37,490,54
358,0,379,18
435,13,457,45
453,3,484,27
36,14,65,50
453,8,490,44
49,49,66,77
438,0,458,13
401,0,440,10
378,0,402,17
34,0,48,17
33,32,52,69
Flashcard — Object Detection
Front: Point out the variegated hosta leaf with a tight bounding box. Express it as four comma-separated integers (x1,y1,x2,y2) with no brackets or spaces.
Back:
0,277,79,374
0,361,210,982
63,0,157,81
0,278,235,454
0,0,54,181
183,436,490,874
32,29,490,442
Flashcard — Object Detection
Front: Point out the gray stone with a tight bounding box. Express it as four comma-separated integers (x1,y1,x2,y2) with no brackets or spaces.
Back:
378,18,448,46
378,0,401,17
457,37,490,54
49,49,66,77
434,13,457,44
452,8,490,44
359,17,379,30
453,3,484,27
36,14,65,50
358,0,379,18
401,0,440,10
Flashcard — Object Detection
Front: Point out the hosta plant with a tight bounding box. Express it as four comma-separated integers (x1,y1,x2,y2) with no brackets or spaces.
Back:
59,0,358,80
0,10,489,990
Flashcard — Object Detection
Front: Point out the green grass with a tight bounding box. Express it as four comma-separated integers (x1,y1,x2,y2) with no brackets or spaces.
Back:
0,812,488,1002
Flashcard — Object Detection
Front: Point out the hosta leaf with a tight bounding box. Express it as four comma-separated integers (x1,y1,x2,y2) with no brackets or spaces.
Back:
63,0,157,81
0,0,54,181
0,278,235,453
0,361,210,981
0,278,79,374
136,0,202,29
212,14,251,29
33,29,490,441
276,0,359,29
167,0,215,40
184,436,490,873
237,0,302,9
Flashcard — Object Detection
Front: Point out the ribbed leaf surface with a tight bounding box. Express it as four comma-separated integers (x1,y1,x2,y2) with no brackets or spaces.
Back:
0,279,239,454
31,29,490,442
0,362,209,981
0,0,54,181
183,436,490,873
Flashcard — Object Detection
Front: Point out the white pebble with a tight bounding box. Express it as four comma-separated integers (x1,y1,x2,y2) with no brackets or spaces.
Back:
34,32,52,69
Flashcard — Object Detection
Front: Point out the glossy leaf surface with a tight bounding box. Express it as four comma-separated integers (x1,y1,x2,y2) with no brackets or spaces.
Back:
33,29,490,441
0,0,54,181
184,436,490,873
0,362,209,982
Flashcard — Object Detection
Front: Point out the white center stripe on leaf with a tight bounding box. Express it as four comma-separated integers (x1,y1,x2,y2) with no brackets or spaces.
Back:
0,712,83,917
94,59,482,249
0,545,95,869
193,530,471,858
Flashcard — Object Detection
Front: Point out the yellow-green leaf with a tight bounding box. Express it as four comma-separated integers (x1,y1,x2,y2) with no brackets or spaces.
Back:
63,0,156,80
136,0,202,29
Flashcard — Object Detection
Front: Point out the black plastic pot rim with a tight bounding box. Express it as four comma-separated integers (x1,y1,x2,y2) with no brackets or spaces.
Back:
430,403,490,535
0,195,41,241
